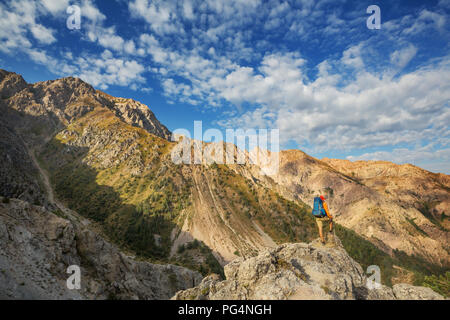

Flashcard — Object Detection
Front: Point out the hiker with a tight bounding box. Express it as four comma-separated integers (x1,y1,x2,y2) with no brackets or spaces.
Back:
312,195,333,244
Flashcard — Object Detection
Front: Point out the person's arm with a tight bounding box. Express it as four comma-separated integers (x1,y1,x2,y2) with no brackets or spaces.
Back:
323,201,332,219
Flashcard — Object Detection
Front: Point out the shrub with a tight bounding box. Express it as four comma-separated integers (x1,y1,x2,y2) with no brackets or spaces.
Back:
422,272,450,297
177,244,185,254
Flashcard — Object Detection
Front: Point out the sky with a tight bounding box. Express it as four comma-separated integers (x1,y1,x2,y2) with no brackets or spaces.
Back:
0,0,449,173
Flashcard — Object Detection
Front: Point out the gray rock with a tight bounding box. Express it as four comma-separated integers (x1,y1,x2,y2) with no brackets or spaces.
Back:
174,239,366,300
392,283,444,300
173,239,444,300
0,199,202,299
361,285,396,300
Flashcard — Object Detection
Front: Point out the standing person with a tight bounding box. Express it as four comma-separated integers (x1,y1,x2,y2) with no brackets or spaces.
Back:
312,195,333,244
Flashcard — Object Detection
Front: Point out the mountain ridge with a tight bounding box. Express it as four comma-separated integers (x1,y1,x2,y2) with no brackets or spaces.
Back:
0,69,448,296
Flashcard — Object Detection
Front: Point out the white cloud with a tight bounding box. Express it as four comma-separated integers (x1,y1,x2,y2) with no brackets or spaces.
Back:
403,9,447,35
0,0,147,91
124,40,136,55
182,0,195,20
80,0,106,23
74,53,146,90
41,0,70,15
18,46,147,90
97,27,125,51
27,49,51,64
129,0,179,35
341,44,364,70
217,54,450,155
390,44,417,69
30,24,56,44
0,0,57,52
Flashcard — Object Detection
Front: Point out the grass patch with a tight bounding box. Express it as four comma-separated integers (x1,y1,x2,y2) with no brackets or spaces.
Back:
405,217,428,236
422,271,450,297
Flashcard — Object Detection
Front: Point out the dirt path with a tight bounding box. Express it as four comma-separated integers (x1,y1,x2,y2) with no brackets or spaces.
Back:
28,147,56,204
22,137,90,226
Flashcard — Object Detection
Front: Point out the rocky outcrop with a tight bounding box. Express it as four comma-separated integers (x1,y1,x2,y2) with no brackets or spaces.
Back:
0,70,27,98
172,238,444,300
391,283,444,300
109,97,171,140
0,198,202,299
0,121,46,206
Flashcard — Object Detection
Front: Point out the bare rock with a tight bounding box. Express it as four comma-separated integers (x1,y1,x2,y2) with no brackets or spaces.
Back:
392,283,444,300
173,238,444,300
110,97,171,140
174,239,367,300
0,198,202,299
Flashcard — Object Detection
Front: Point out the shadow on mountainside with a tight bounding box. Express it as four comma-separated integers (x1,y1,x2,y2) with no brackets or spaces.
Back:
39,137,226,277
39,136,179,260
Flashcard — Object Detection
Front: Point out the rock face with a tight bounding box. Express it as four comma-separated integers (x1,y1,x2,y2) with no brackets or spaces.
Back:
0,198,202,299
172,238,444,300
108,97,171,140
0,70,27,98
0,122,47,206
392,283,444,300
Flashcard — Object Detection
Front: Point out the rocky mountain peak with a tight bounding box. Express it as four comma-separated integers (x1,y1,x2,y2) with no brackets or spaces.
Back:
0,69,27,98
108,96,171,140
33,76,97,99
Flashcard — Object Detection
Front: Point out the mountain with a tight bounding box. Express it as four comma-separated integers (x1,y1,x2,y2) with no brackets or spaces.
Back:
173,237,444,300
0,69,448,298
237,149,449,270
322,158,450,229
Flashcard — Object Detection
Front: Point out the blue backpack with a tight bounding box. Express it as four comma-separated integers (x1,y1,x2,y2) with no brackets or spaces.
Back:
312,197,327,217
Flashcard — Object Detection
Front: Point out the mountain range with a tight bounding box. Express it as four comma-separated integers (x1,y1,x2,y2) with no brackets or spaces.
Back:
0,69,448,298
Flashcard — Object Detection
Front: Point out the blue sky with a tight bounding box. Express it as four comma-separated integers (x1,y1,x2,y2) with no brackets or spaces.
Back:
0,0,449,173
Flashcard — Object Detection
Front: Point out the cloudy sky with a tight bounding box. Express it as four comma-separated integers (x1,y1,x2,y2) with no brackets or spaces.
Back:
0,0,449,173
